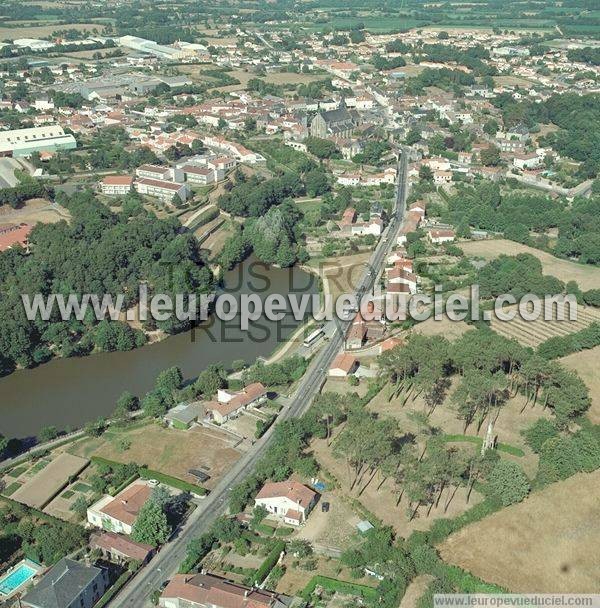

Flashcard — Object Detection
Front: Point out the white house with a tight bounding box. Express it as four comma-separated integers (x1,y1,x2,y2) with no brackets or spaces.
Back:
87,482,152,535
206,382,267,424
428,228,456,244
329,353,359,377
255,481,318,526
513,152,542,170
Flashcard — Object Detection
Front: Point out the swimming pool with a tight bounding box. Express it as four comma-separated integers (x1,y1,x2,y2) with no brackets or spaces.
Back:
0,562,37,595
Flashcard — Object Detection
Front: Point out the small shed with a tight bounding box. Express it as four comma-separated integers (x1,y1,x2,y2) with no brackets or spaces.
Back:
164,402,204,430
356,520,374,535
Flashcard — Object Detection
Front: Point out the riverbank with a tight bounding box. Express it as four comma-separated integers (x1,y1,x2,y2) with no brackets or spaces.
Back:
0,257,317,439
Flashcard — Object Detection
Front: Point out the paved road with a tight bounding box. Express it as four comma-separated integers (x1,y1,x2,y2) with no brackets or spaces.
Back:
110,149,410,607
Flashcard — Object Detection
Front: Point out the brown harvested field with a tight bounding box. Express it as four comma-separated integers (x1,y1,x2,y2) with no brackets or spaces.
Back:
494,75,536,89
0,23,99,39
0,198,70,225
276,555,376,596
311,252,371,300
459,239,600,291
560,346,600,424
264,72,324,85
70,424,242,490
490,304,600,349
11,453,88,509
411,315,471,341
400,575,435,608
439,470,600,592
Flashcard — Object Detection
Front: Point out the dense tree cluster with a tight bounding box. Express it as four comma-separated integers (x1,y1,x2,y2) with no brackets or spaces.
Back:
0,501,86,566
380,329,590,429
0,192,213,375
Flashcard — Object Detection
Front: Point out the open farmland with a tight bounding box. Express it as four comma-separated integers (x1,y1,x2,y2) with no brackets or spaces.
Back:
439,470,600,592
490,304,600,348
459,239,600,291
0,22,99,40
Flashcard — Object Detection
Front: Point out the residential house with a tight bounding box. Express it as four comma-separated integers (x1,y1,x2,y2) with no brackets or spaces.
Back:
164,402,204,430
329,353,359,377
513,151,542,170
206,382,267,424
386,267,418,294
87,481,152,535
90,532,155,565
159,573,287,608
428,228,456,244
21,558,108,608
255,480,318,526
99,175,133,196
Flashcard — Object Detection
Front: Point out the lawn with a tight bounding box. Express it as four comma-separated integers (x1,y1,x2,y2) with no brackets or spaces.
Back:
439,470,600,592
7,466,27,478
70,423,242,490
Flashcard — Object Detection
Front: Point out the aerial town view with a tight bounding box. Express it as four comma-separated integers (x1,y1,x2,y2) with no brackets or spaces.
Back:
0,0,599,606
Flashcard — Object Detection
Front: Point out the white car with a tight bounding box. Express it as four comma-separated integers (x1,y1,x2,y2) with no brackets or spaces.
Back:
147,479,160,488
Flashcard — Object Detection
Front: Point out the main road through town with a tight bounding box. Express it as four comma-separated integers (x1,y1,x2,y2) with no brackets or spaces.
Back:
111,147,410,607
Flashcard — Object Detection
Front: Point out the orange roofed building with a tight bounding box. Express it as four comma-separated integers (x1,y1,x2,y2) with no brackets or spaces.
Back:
87,482,152,536
206,382,267,424
0,223,32,252
159,572,287,608
254,480,318,526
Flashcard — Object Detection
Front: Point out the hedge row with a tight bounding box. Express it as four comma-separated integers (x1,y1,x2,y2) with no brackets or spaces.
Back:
252,540,285,586
538,321,600,359
139,467,208,496
300,575,379,601
90,456,208,496
95,568,137,608
190,206,220,229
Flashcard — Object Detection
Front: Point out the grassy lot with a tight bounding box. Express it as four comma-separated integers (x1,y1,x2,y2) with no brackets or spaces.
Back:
439,470,600,592
560,346,600,424
367,380,543,478
311,424,485,536
458,239,600,291
308,252,371,301
69,423,241,490
0,198,70,225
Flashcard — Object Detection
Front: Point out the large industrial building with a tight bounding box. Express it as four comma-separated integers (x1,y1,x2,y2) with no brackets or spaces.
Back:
118,35,188,60
0,125,77,157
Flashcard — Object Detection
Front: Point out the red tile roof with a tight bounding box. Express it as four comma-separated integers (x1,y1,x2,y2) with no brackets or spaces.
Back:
330,353,358,374
256,481,317,508
102,175,133,186
0,223,32,252
90,531,154,562
100,483,151,526
161,573,284,608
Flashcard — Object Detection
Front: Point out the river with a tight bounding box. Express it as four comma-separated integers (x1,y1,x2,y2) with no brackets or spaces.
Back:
0,257,318,439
